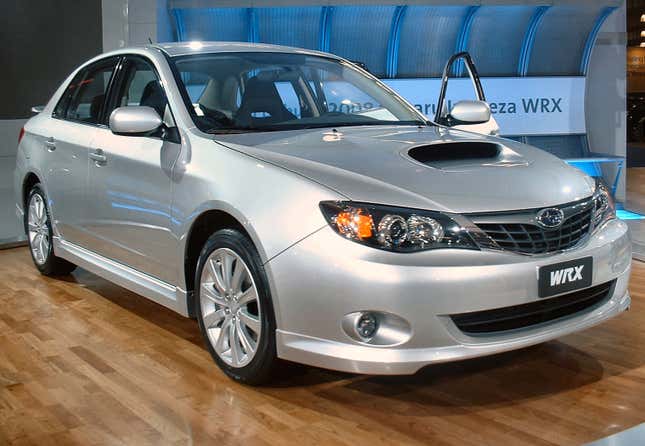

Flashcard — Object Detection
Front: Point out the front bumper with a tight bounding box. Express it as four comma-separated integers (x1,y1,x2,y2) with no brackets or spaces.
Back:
266,218,631,375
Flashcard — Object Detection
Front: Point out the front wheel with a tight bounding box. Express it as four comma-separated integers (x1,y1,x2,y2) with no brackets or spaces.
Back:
195,229,280,385
25,184,76,276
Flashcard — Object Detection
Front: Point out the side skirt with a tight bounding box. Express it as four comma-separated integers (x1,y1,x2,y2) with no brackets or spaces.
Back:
54,238,190,317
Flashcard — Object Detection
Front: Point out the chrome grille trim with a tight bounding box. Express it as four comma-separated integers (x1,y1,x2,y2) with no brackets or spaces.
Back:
467,197,595,255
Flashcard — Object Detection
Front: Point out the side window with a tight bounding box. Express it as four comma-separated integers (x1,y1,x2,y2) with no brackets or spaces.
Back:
54,57,119,124
53,76,78,118
112,57,170,122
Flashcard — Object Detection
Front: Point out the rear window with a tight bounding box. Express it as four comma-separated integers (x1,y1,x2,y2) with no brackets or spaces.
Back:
53,57,119,125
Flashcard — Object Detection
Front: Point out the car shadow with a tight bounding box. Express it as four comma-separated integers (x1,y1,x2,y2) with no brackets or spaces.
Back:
342,343,606,410
66,265,625,411
254,342,622,427
67,267,204,347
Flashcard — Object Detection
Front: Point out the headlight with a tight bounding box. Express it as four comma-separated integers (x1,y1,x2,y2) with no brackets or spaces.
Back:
592,178,616,228
319,201,478,252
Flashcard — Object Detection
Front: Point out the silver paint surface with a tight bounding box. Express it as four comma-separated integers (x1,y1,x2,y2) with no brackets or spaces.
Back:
14,42,631,374
109,106,163,135
449,100,491,123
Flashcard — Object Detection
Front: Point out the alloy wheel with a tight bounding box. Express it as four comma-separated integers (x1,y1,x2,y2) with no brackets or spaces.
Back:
199,248,262,368
27,193,50,265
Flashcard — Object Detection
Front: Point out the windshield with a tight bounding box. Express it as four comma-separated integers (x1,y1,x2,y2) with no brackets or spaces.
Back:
171,52,427,133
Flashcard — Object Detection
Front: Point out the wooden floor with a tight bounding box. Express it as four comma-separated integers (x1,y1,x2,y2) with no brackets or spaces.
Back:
0,247,644,445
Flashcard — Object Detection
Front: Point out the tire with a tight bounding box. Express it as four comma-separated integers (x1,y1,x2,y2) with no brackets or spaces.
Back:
25,184,76,276
195,229,280,385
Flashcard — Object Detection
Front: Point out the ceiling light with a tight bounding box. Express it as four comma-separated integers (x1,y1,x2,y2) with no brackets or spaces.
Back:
641,31,645,37
641,14,645,22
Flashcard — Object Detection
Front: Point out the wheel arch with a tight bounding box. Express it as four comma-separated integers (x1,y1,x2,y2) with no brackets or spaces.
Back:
21,172,44,233
22,172,42,210
182,205,269,318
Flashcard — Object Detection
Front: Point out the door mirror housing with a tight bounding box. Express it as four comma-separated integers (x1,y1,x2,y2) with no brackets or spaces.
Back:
109,106,162,136
435,52,500,135
449,100,491,124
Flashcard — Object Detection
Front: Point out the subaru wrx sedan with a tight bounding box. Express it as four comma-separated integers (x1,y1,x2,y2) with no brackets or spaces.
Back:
15,42,631,384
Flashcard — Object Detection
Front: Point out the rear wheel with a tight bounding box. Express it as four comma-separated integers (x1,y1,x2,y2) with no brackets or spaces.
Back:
25,184,76,276
195,229,280,385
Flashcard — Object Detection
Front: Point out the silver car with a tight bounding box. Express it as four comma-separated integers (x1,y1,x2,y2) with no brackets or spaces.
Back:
14,42,631,384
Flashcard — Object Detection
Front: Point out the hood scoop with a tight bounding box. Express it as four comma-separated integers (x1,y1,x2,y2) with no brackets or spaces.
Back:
407,141,529,171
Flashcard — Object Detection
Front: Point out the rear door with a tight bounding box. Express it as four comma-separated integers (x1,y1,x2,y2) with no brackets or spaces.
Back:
45,56,121,245
81,55,181,284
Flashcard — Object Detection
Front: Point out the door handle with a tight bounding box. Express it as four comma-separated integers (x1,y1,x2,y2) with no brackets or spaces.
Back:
89,149,107,166
44,137,56,151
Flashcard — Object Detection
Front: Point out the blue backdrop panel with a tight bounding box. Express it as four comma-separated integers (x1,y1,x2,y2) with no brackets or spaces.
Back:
522,135,589,159
528,5,606,76
328,6,397,78
171,4,617,78
175,7,248,42
256,7,322,50
396,6,470,78
465,6,535,77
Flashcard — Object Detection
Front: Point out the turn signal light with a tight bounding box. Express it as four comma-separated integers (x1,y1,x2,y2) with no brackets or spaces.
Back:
18,127,25,144
334,210,374,239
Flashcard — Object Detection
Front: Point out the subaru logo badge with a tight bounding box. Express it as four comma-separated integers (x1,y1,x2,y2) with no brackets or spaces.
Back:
536,208,564,229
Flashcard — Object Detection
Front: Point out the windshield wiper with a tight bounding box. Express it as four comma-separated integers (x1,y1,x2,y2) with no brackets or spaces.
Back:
298,121,430,130
205,120,431,134
205,127,278,134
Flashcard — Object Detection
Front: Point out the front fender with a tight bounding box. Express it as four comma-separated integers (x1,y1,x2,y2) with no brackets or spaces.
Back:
172,136,344,297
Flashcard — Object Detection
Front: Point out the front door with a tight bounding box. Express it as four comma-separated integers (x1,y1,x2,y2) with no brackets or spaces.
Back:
82,56,181,284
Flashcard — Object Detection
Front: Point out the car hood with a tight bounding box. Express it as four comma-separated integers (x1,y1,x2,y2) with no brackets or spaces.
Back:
213,125,595,214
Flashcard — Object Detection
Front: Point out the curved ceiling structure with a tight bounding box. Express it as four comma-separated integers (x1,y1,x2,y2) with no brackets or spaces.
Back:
528,4,610,76
465,6,536,77
170,2,618,78
395,6,470,78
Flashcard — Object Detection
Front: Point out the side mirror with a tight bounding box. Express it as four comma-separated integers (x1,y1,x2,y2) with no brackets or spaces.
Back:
449,100,491,125
109,106,162,136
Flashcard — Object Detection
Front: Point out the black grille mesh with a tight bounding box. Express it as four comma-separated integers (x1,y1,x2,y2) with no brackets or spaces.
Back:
476,206,593,254
451,280,615,334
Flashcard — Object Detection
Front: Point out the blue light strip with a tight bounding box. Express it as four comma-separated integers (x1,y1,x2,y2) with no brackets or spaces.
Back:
517,6,549,76
386,5,407,78
247,8,259,43
454,6,479,76
171,8,185,42
617,209,645,220
580,6,616,75
319,6,333,52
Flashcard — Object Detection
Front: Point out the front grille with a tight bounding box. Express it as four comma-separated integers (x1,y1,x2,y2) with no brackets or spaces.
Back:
451,280,615,335
475,202,593,255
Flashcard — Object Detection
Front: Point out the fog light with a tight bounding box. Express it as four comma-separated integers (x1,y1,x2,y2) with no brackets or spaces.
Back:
342,311,412,345
356,312,378,339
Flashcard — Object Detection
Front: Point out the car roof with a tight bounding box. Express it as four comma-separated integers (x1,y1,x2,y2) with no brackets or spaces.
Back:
150,41,339,59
